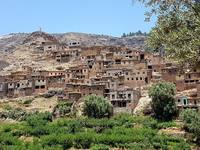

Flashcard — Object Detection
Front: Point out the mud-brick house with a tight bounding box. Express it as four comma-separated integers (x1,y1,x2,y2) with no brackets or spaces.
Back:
46,71,65,89
68,41,81,48
65,65,90,82
80,47,101,69
176,88,200,112
92,59,114,72
109,86,141,113
13,79,34,97
21,66,33,74
184,71,200,90
32,71,48,94
161,65,179,84
43,42,62,53
103,68,125,77
133,50,146,61
56,48,80,62
7,80,16,97
5,72,34,97
56,51,71,63
65,83,105,101
0,76,7,98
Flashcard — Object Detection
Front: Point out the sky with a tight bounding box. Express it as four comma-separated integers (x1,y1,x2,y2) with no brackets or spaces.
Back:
0,0,156,37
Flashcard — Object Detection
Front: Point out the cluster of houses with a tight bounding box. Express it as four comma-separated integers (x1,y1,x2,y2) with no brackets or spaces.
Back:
1,35,200,112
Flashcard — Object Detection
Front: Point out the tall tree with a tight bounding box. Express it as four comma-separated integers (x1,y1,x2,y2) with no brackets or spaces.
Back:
137,0,200,66
148,82,178,121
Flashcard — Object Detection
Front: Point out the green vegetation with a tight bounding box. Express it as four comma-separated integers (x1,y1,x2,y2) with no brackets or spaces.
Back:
53,101,72,117
23,99,33,105
83,95,113,119
0,113,192,149
138,0,200,66
0,107,27,121
181,109,200,145
149,82,178,121
121,30,147,37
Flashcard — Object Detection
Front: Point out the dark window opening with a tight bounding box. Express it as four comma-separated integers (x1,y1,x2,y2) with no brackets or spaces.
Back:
145,77,148,84
194,100,197,105
41,85,45,89
140,54,145,60
148,66,152,69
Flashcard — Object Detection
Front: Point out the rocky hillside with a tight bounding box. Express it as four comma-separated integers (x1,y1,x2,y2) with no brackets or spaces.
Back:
0,32,146,53
54,32,146,48
0,31,146,73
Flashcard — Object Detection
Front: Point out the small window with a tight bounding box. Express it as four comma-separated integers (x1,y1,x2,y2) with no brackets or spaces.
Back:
41,85,45,89
140,77,143,80
112,94,115,99
136,77,138,80
127,78,129,80
194,100,197,105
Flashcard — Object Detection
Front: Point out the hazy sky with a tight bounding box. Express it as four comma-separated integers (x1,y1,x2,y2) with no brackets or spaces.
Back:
0,0,156,37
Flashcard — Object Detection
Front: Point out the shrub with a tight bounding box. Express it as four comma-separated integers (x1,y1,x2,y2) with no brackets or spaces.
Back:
91,144,110,150
23,99,33,105
40,134,73,149
83,95,113,119
181,109,200,144
53,102,72,117
3,104,12,111
0,132,22,146
25,112,52,127
0,108,27,121
149,82,178,121
73,133,94,149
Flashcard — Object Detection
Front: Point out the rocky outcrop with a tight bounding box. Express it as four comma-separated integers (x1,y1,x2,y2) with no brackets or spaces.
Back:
133,96,152,115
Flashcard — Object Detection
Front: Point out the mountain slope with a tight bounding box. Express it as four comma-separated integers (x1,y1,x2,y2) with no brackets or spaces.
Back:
0,32,146,53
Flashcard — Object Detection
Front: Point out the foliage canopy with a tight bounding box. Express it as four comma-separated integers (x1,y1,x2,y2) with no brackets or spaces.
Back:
149,82,178,121
83,95,113,119
138,0,200,66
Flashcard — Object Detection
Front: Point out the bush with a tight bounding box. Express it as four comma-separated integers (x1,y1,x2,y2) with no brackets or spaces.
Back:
23,99,33,105
149,82,178,121
53,102,72,117
83,95,113,119
40,134,73,149
73,133,94,149
0,108,27,121
181,109,200,144
91,144,110,150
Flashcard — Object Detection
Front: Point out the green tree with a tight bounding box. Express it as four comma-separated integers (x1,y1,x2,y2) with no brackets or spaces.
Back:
181,109,200,144
148,82,178,121
122,33,127,37
137,0,200,66
83,95,113,119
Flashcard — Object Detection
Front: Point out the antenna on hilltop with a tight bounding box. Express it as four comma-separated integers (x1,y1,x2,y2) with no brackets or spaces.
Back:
39,26,42,32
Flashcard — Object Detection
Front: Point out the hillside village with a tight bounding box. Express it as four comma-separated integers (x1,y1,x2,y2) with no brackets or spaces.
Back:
0,31,199,113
